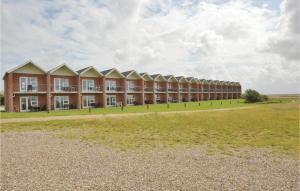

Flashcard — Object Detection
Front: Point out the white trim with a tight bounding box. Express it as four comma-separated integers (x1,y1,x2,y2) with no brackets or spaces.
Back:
6,60,46,74
19,96,38,112
54,96,69,110
49,64,78,75
106,95,117,107
103,68,125,78
79,66,103,77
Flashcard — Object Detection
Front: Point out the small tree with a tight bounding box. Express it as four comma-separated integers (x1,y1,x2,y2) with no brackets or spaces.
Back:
243,89,263,103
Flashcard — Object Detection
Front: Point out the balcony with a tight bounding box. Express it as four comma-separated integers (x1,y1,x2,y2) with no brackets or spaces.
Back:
14,84,47,93
106,86,124,92
127,86,141,92
82,86,102,93
52,85,78,93
144,87,154,92
203,89,209,92
179,88,188,92
168,88,178,92
190,88,197,92
155,88,166,92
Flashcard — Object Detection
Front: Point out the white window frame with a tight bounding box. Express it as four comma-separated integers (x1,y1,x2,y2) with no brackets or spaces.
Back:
19,77,38,92
106,80,117,91
54,96,69,110
106,95,116,106
19,96,38,112
155,94,161,102
82,79,95,92
127,95,135,105
82,95,95,108
54,78,69,91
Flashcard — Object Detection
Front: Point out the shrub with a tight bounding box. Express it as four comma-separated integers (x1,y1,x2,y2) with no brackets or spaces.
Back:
244,89,263,103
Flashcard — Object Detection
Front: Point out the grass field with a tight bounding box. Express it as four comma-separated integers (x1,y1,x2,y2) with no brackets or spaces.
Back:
1,101,299,157
1,98,295,119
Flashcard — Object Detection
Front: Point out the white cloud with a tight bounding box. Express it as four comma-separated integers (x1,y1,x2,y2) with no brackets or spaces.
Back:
1,0,299,94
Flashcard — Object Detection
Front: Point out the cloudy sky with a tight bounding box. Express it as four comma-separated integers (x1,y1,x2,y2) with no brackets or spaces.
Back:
1,0,299,94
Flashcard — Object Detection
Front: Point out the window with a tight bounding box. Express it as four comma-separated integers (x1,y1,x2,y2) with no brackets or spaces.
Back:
127,95,135,105
106,80,117,91
82,80,95,91
55,96,69,110
127,81,135,91
82,95,95,108
54,78,69,91
155,94,161,102
19,77,38,92
106,95,116,106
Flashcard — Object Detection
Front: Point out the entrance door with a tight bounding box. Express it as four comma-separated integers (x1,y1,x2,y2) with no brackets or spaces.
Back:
107,95,116,106
20,96,38,112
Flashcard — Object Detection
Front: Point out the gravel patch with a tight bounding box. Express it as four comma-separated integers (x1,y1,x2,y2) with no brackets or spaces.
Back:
1,131,299,191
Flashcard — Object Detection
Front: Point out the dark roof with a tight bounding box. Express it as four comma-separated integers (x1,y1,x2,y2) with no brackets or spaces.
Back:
139,72,146,76
176,76,183,81
164,75,174,80
122,70,133,77
186,77,194,81
101,68,114,75
150,74,161,79
77,67,90,74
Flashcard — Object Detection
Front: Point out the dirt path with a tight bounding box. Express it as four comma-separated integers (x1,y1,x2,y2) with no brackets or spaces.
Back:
1,132,298,191
0,106,256,124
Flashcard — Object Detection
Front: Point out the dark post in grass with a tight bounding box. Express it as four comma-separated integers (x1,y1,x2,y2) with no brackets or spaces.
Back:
221,101,222,105
184,103,186,108
47,109,50,114
167,103,170,108
121,103,124,111
198,102,201,106
147,104,149,109
210,102,212,106
89,107,91,113
230,100,232,104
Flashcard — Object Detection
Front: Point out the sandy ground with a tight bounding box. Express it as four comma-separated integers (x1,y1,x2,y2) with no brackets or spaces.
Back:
1,131,299,191
0,106,256,124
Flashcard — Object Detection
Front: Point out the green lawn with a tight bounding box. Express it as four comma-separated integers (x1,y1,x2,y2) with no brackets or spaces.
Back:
1,102,299,157
0,99,250,119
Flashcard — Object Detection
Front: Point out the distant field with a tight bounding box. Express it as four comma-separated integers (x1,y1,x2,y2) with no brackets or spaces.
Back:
2,101,299,157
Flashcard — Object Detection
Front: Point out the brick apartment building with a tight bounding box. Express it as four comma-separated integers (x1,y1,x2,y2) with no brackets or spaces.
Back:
3,61,242,112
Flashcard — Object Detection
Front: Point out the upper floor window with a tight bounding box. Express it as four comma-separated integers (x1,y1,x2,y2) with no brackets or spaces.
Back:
54,78,69,91
127,81,135,90
82,79,94,91
106,80,117,91
20,77,37,92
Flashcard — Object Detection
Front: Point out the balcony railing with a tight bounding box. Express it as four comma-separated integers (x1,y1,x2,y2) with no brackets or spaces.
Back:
203,89,209,92
51,85,78,92
127,86,141,92
168,88,178,92
82,86,102,93
190,88,197,92
14,84,47,93
155,88,166,92
106,86,124,92
179,88,188,92
144,87,154,92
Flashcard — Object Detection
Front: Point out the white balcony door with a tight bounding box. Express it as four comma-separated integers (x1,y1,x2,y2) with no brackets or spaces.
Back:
54,96,69,110
20,96,38,112
54,78,69,91
82,95,95,108
106,95,116,106
82,80,94,92
127,95,135,105
106,80,117,91
20,77,37,92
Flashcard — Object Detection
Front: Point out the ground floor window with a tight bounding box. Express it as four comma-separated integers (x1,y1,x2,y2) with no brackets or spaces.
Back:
55,96,69,110
127,95,135,105
107,95,116,106
155,94,161,102
20,96,38,112
82,95,95,108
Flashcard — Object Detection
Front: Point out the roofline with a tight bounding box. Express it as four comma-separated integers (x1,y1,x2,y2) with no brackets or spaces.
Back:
48,64,78,75
103,68,125,78
123,70,142,79
152,74,167,81
140,72,154,81
78,66,103,77
164,75,178,82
